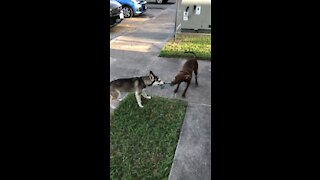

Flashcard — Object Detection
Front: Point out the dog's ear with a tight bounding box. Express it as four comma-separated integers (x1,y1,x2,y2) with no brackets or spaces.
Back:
149,73,155,81
185,74,191,80
150,71,154,75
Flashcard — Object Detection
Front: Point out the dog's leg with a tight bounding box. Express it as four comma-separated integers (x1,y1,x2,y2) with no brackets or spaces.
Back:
141,89,151,99
173,83,181,93
110,104,116,109
115,90,123,101
135,91,144,108
110,95,116,109
182,81,191,98
194,71,198,86
110,88,120,109
194,64,198,86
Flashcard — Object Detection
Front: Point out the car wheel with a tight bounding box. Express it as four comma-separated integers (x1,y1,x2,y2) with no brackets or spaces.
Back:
156,0,163,4
122,6,133,18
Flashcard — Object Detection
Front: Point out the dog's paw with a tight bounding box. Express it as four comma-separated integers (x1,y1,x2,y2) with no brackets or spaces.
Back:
182,95,186,98
138,103,144,108
146,96,152,99
173,90,178,93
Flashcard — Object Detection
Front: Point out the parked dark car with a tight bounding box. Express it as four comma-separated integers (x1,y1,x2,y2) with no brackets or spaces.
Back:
155,0,168,4
110,0,124,27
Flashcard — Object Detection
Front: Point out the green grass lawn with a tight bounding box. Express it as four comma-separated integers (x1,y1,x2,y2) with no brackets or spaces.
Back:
159,33,211,60
110,94,187,179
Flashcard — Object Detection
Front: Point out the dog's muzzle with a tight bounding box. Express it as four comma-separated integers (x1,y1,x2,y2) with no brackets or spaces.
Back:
152,79,164,86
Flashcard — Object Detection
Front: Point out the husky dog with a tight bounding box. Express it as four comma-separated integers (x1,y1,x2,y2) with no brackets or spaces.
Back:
110,71,164,109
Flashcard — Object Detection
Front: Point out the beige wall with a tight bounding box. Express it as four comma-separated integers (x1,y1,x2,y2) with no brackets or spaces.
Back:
180,0,211,30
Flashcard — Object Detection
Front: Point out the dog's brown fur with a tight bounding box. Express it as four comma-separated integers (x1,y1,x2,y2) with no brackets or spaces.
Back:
170,52,198,98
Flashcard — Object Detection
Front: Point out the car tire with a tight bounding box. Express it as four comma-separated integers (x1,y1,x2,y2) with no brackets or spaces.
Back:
122,6,133,18
156,0,164,4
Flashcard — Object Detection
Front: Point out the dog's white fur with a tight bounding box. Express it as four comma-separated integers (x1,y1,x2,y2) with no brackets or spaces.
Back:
110,72,164,109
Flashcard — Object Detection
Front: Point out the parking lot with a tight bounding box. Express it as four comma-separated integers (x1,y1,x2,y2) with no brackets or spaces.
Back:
110,0,176,40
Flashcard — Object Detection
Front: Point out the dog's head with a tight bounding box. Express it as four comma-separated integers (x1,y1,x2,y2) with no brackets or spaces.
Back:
149,71,164,86
170,73,191,86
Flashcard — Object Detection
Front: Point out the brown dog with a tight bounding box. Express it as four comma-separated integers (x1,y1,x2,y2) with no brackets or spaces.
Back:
170,51,198,98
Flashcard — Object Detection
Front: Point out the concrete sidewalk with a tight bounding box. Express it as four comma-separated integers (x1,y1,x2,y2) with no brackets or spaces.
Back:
110,4,211,180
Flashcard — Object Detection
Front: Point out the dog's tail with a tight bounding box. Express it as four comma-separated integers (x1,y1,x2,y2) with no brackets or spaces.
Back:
184,51,196,58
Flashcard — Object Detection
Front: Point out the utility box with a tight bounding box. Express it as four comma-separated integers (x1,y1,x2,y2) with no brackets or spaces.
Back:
179,0,211,33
